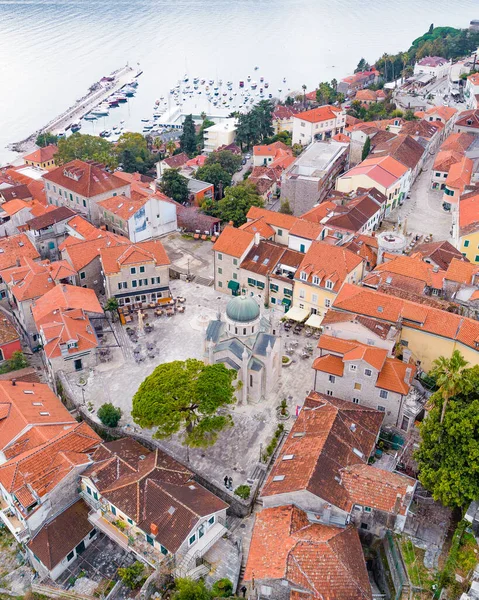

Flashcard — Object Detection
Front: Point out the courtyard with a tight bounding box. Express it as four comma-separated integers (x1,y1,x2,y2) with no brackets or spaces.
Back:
66,279,317,495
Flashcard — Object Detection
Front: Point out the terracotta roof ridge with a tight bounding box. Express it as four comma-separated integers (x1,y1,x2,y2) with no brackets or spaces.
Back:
147,475,202,519
287,544,321,596
328,531,374,599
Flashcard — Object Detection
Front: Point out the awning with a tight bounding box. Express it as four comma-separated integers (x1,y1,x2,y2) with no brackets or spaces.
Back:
284,306,309,322
227,280,240,291
282,298,292,307
305,314,323,328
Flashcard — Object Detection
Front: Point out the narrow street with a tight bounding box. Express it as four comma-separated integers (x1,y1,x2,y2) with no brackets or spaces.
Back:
386,154,452,241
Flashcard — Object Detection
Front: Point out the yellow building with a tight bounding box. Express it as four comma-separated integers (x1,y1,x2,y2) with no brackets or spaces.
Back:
291,241,364,325
457,189,479,263
333,283,479,370
23,144,58,169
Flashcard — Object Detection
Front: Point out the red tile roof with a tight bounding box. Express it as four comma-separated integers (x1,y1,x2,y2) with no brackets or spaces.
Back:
0,234,40,271
334,283,479,351
244,505,372,600
246,206,297,230
459,188,479,235
28,499,93,569
239,218,275,239
444,258,479,284
100,240,170,275
62,233,128,271
455,110,479,130
295,241,363,291
83,439,227,553
213,226,255,258
262,392,413,516
32,284,103,325
445,156,473,193
24,145,58,164
441,132,475,153
295,105,342,124
43,160,127,198
40,308,98,359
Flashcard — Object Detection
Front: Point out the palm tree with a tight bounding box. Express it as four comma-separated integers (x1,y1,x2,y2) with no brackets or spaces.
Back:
430,350,468,424
400,52,409,83
382,53,389,82
166,140,176,156
302,84,307,107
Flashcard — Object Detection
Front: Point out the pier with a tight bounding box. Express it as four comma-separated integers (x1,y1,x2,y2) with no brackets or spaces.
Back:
9,64,136,155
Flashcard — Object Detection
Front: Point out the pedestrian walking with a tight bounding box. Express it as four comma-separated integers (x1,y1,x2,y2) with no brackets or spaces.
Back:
241,586,247,598
228,476,233,490
224,475,229,488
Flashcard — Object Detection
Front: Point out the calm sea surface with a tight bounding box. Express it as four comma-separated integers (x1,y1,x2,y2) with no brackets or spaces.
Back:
1,0,478,164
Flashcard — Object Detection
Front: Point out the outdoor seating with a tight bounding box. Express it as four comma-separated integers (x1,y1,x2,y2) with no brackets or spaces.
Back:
155,309,164,317
124,315,132,324
166,309,174,317
177,306,185,313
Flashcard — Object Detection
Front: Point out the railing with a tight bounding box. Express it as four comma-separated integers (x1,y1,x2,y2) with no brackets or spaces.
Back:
175,521,227,578
79,490,102,511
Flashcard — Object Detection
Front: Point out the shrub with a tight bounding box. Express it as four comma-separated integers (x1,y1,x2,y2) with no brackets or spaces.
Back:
211,578,233,598
118,561,145,589
97,403,122,427
234,485,251,500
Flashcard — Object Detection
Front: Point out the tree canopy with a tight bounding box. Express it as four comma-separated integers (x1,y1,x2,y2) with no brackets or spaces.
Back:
115,132,154,174
159,168,189,204
361,136,371,161
173,579,212,600
315,81,344,106
195,163,232,198
415,362,479,508
98,403,122,427
36,132,58,148
197,117,215,148
180,114,197,156
206,150,242,175
131,359,237,448
55,133,117,169
202,182,264,226
235,100,274,149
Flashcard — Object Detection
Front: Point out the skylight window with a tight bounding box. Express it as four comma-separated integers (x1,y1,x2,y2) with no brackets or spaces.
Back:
273,475,285,481
39,411,50,416
23,390,34,395
282,455,294,461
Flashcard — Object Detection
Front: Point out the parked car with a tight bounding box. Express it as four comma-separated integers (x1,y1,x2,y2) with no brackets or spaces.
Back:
245,153,251,160
242,158,247,165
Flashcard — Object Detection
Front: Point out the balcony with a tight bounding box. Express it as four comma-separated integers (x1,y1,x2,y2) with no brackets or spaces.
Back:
88,509,162,569
0,499,29,542
175,520,227,578
79,489,102,511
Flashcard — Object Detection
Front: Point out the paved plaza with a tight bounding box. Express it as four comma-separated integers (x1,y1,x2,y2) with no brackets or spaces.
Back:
67,279,316,494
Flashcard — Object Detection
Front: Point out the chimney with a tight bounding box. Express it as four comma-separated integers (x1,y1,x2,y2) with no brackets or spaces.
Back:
100,225,107,231
404,367,412,385
432,265,439,273
11,379,16,386
322,503,332,524
150,522,158,536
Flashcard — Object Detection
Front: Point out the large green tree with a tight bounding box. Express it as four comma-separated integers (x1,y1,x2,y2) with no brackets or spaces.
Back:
202,182,264,226
55,133,117,169
430,350,468,423
173,579,212,600
195,163,232,198
132,359,237,448
36,132,58,148
115,132,153,174
415,365,479,508
197,117,215,148
206,150,242,175
180,114,197,156
235,101,274,150
159,168,189,204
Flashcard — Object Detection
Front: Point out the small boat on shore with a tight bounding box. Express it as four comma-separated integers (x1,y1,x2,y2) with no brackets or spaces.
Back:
84,113,97,121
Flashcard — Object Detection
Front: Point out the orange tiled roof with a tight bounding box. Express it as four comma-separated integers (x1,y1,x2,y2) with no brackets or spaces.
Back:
0,234,40,271
374,254,446,287
355,89,378,102
1,199,30,216
332,133,351,143
312,354,345,376
300,201,337,224
100,240,170,275
239,218,275,239
40,308,98,359
317,335,388,371
289,219,325,240
261,392,414,517
24,145,58,164
376,357,415,395
295,241,363,291
341,464,414,515
445,156,473,192
62,234,128,271
244,505,372,600
295,105,342,124
425,106,457,121
334,283,479,350
65,215,104,241
43,160,127,198
253,141,291,157
433,150,464,173
0,421,100,510
361,155,409,179
0,380,77,452
459,189,479,235
98,194,147,221
32,284,103,325
213,225,255,258
246,206,297,230
444,258,479,284
441,132,475,153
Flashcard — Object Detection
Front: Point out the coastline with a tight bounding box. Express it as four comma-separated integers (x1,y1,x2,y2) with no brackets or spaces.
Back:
8,64,135,158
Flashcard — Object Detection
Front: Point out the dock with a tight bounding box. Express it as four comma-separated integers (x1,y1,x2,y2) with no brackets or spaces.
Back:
9,64,136,154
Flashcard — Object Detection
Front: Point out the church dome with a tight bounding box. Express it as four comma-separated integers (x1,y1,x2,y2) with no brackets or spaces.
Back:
226,294,260,323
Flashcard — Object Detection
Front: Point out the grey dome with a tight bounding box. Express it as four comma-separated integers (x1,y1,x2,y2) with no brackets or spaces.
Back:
226,294,260,323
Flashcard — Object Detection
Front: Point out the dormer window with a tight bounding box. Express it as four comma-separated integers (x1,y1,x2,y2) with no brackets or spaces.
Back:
300,271,307,281
325,280,333,289
67,341,78,349
312,275,320,285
